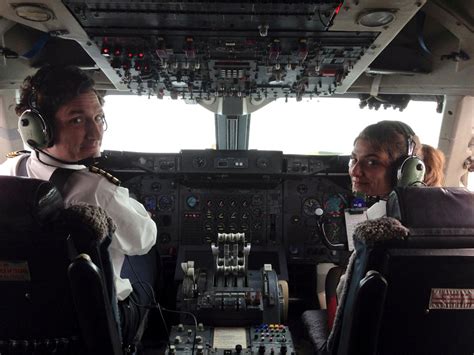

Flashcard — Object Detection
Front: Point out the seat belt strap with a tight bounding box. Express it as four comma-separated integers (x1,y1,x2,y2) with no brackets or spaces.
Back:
17,155,29,177
49,168,77,197
17,155,77,197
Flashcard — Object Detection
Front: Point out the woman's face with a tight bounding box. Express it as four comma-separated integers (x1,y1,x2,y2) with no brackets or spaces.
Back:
349,138,393,197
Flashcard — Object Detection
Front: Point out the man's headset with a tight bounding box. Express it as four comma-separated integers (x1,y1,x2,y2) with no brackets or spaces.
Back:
17,66,104,151
18,89,54,150
390,121,426,187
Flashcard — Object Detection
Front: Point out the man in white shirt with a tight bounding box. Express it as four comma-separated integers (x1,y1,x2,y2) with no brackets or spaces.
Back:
0,65,157,343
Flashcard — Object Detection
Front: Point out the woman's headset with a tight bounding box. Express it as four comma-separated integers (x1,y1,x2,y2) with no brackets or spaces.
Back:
391,122,426,187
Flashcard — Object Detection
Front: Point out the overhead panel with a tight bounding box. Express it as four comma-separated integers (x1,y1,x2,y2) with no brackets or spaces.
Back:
62,0,378,99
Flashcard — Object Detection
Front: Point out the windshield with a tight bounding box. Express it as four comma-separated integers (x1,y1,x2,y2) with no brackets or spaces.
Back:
102,95,442,155
102,95,215,152
249,98,442,154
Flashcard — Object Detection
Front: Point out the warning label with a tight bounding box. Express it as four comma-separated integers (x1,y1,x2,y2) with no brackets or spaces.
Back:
429,288,474,310
0,261,31,281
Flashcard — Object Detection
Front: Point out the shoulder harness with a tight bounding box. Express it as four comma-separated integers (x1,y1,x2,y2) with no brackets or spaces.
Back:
89,165,121,186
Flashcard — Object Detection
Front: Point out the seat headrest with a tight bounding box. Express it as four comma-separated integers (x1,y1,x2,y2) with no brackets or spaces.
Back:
61,204,116,244
0,176,64,231
387,186,474,229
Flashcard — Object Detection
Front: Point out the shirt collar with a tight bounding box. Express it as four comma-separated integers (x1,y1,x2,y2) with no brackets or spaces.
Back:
34,151,86,170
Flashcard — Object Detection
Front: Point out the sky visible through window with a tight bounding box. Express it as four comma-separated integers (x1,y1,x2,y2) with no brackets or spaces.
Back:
102,95,442,156
101,95,474,190
250,97,442,154
102,95,215,153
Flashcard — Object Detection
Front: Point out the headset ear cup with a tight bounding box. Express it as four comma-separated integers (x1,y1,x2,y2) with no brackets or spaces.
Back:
391,155,406,187
396,156,426,187
18,110,53,149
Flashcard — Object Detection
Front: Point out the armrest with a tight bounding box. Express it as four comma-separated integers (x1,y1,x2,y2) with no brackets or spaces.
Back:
68,254,123,355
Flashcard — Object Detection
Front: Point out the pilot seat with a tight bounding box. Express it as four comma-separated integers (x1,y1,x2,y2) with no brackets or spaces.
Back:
302,186,474,355
0,176,146,354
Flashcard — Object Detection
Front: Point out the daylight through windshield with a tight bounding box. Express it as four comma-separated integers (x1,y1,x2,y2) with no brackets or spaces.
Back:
102,95,442,155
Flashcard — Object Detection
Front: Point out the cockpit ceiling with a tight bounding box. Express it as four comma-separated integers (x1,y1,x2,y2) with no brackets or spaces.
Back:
2,0,473,97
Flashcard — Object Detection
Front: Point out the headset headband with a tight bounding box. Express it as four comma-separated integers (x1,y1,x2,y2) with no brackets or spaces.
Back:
379,120,416,156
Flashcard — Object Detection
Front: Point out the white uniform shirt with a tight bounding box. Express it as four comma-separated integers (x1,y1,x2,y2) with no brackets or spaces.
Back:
0,152,157,300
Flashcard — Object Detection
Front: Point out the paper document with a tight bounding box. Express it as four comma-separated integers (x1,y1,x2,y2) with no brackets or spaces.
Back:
366,200,387,220
344,208,368,251
213,327,247,348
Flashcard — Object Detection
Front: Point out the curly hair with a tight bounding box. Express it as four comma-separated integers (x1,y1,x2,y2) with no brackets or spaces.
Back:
16,65,104,127
421,144,445,187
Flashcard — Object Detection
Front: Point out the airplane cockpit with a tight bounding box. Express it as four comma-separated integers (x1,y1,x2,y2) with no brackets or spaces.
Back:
0,1,473,354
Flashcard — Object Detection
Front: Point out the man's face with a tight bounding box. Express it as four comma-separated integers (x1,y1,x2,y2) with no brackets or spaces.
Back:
45,91,105,162
348,138,393,197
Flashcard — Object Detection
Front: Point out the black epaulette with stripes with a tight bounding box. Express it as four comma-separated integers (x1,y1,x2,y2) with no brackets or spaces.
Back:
89,165,121,186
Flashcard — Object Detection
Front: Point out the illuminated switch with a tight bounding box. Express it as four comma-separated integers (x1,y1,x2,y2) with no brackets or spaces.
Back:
101,42,111,56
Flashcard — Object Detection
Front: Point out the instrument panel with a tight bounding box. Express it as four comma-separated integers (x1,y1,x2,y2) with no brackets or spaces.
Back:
179,186,283,246
283,176,350,262
102,149,351,264
165,323,296,355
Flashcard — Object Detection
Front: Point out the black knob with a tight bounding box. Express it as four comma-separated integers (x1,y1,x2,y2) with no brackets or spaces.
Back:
280,344,287,354
21,118,29,127
258,345,266,354
235,344,243,353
